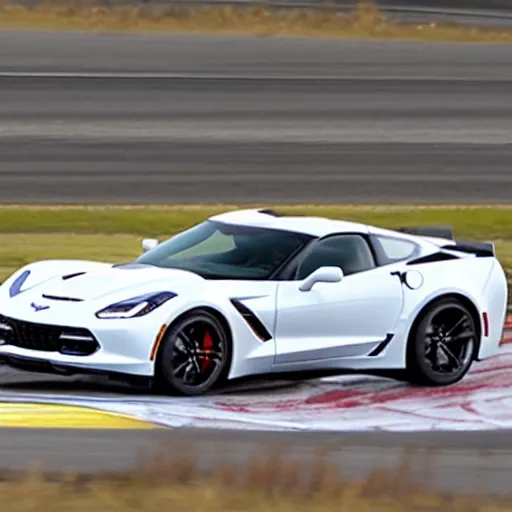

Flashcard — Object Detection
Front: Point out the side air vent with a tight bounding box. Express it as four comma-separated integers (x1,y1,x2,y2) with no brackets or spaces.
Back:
42,294,84,302
407,252,459,265
367,334,394,357
230,299,272,342
62,272,86,280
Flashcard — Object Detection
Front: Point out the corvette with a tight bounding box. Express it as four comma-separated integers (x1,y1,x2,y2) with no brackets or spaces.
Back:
0,208,508,396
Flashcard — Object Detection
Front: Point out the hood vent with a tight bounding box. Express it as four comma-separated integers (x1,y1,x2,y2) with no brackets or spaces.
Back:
42,294,84,302
62,272,86,281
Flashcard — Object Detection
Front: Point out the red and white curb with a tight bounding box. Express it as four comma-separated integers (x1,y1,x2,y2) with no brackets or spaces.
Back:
503,316,512,343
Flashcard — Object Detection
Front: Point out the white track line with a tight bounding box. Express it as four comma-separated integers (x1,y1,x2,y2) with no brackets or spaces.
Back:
0,71,511,81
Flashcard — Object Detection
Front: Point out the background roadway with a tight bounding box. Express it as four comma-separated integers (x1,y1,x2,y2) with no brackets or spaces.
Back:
2,31,512,203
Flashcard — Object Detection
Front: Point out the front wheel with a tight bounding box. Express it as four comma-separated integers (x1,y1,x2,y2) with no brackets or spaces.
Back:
153,310,231,396
405,298,478,386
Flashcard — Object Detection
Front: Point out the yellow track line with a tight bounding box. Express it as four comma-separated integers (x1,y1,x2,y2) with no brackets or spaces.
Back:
0,403,157,429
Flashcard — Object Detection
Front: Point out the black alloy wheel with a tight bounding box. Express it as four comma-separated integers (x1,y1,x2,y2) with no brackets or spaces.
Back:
154,310,231,396
406,298,478,386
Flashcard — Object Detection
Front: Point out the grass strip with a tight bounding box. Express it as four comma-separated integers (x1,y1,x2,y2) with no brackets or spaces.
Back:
3,1,512,42
0,448,511,511
2,204,512,237
0,205,510,297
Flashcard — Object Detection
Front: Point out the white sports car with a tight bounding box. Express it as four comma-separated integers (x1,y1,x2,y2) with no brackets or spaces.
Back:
0,208,508,396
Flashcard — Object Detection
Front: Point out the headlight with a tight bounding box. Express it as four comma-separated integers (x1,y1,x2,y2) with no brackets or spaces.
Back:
95,291,177,319
9,270,31,298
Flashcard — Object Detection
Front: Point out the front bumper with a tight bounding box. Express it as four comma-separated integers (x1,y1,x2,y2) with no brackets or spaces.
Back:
0,311,159,379
0,352,153,386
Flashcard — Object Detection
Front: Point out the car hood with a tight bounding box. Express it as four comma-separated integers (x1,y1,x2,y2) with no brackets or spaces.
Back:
27,263,203,302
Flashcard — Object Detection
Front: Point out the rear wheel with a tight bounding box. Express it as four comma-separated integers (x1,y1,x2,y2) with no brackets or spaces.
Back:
405,298,478,386
153,310,231,396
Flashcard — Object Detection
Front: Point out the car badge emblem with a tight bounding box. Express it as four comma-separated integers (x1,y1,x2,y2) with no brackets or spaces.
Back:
31,302,49,312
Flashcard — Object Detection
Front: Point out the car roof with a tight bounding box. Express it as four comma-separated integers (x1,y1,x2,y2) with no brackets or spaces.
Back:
209,209,370,238
208,209,459,257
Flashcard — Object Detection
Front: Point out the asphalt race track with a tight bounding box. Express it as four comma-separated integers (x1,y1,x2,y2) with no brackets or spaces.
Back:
2,31,512,203
2,30,512,493
3,350,512,493
2,362,512,494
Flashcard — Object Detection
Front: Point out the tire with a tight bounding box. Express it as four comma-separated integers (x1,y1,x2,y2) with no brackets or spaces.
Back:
153,310,231,396
405,298,478,386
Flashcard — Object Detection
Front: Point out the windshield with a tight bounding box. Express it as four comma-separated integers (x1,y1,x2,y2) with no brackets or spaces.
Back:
135,220,312,279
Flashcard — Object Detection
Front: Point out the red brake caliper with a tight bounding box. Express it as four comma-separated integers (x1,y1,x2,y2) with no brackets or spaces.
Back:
199,331,214,372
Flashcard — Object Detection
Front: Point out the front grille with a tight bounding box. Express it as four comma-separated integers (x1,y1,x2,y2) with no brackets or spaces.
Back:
0,314,99,356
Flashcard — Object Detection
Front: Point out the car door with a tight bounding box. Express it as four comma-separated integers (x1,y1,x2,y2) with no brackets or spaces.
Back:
274,233,404,365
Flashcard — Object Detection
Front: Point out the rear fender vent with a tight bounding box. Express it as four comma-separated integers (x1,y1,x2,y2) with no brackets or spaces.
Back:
230,299,272,342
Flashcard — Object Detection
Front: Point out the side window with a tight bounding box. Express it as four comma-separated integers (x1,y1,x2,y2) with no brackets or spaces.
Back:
375,236,419,264
296,235,376,280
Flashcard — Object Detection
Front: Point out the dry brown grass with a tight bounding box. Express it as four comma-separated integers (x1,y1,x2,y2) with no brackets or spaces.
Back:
0,447,511,511
2,1,512,42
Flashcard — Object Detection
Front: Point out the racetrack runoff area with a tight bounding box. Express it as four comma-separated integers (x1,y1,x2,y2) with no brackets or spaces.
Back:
0,319,511,432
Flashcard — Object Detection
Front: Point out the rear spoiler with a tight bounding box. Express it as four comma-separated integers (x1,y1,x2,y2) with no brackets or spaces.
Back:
398,225,495,257
441,241,496,257
398,225,454,240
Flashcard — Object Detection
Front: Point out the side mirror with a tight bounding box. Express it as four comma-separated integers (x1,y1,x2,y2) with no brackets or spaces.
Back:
299,266,343,292
142,238,159,252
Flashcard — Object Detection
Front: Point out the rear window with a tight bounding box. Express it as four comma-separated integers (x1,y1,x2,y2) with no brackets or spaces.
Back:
375,236,419,263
